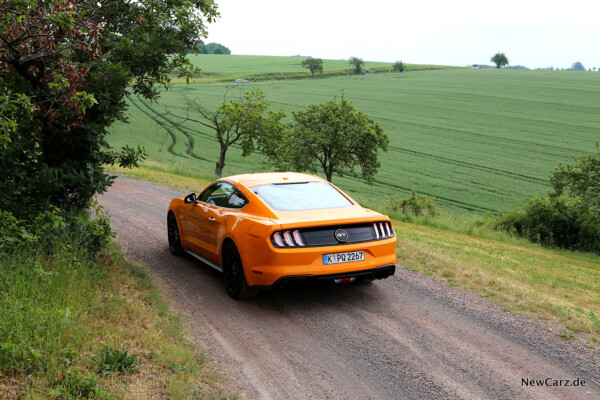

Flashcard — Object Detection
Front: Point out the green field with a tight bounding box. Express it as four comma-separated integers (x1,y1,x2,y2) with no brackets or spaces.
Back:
108,65,600,214
175,54,456,83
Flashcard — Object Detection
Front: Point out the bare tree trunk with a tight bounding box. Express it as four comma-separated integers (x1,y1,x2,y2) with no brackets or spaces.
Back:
325,165,333,182
215,146,227,177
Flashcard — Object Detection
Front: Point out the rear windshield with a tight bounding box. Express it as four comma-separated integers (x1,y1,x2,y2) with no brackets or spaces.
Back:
252,182,353,211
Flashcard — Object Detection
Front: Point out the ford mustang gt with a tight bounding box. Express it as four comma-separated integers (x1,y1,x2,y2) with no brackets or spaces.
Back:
167,172,397,299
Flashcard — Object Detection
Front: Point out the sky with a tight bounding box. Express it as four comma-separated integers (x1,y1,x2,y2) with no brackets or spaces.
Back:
204,0,599,69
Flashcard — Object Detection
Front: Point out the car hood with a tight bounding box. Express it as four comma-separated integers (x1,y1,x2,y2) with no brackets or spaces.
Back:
272,205,388,229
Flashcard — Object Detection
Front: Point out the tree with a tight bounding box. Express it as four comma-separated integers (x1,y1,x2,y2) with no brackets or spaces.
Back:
349,57,364,74
0,0,218,217
392,61,405,72
270,93,389,183
490,52,509,68
571,61,585,71
205,42,231,54
166,89,285,177
301,58,323,78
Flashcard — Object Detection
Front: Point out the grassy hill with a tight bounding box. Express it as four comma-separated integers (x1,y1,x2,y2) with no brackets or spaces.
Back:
108,63,600,214
174,54,456,83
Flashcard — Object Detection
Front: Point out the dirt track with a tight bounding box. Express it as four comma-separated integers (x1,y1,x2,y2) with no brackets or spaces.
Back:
99,176,599,400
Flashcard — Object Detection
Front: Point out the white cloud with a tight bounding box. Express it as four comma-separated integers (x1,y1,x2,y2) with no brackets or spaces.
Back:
205,0,600,68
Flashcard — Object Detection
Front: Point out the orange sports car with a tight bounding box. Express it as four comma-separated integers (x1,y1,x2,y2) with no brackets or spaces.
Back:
167,172,397,299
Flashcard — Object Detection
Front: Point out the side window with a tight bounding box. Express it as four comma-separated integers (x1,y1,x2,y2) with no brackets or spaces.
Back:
198,183,222,205
227,190,248,209
198,183,248,209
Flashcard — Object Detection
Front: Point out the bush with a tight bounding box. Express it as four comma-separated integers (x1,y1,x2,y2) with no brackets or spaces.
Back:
0,205,112,257
495,195,600,253
496,145,600,254
388,187,441,217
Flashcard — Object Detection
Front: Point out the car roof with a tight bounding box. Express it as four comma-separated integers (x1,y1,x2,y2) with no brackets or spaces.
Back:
224,172,325,188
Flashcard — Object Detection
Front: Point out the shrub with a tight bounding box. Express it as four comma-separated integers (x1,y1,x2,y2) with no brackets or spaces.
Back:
496,145,600,254
495,195,600,253
388,187,441,217
0,205,112,257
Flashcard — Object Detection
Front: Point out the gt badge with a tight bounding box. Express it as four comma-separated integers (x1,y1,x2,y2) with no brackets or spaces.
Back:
334,229,349,242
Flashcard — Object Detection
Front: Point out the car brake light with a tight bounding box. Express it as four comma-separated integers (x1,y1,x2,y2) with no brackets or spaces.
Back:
283,231,295,247
373,221,394,240
293,230,305,246
271,229,306,248
273,231,285,247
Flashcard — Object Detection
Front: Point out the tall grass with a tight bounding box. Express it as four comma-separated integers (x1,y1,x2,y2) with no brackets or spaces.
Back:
0,236,235,398
0,244,102,380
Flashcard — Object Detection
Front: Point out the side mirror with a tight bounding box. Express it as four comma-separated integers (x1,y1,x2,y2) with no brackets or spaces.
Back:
184,193,197,204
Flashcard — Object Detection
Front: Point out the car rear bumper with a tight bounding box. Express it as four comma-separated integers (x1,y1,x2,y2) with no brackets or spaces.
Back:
241,237,397,287
252,264,396,289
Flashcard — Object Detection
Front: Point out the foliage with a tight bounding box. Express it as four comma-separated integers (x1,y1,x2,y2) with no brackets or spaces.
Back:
268,92,389,183
92,347,139,376
496,145,600,253
193,41,231,54
388,187,441,217
571,61,585,71
495,195,599,251
392,61,405,72
166,88,285,177
0,203,112,259
490,52,509,68
349,56,364,74
301,58,323,78
551,143,600,211
0,0,217,218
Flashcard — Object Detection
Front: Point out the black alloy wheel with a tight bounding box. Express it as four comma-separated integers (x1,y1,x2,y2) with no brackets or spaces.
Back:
167,212,183,256
222,242,258,299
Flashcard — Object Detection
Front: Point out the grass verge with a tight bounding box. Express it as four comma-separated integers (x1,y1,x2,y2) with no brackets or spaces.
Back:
0,240,236,399
105,161,213,193
395,220,600,344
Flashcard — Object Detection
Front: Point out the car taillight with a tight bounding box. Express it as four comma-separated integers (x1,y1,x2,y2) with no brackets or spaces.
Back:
373,221,394,239
271,229,306,248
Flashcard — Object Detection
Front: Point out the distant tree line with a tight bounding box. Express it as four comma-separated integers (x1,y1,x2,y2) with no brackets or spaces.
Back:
191,41,231,55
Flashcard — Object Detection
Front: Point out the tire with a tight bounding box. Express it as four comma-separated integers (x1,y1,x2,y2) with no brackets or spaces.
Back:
222,242,258,299
167,212,184,256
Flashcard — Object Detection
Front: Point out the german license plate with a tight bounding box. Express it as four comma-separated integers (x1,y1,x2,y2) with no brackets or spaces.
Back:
322,251,364,265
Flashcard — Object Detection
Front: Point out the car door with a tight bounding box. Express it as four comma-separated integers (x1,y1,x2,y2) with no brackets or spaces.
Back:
187,182,246,264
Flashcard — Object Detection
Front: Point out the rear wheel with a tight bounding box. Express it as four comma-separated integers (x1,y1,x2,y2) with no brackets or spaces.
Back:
167,212,183,256
222,242,258,299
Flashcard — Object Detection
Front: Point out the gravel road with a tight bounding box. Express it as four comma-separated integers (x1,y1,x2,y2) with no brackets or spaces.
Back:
99,176,599,400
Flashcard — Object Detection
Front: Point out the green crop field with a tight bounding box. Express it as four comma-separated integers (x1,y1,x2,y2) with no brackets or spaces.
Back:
173,54,456,83
108,66,600,214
